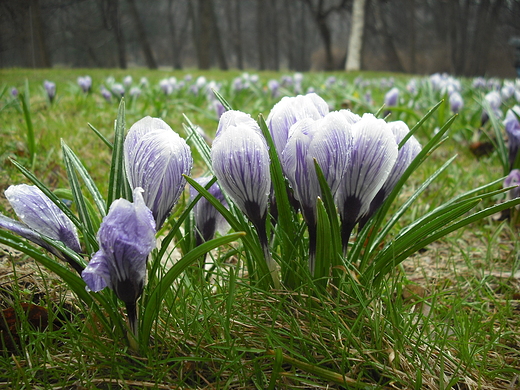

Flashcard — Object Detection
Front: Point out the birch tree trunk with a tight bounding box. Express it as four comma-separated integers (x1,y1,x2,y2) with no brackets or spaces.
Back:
345,0,365,71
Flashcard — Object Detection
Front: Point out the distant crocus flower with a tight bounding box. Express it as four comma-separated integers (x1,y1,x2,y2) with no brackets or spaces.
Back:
100,86,112,102
213,100,226,119
139,77,149,88
0,184,83,273
504,169,520,200
190,177,229,246
123,75,133,88
501,81,515,100
267,79,280,98
129,87,141,98
111,83,125,98
159,79,173,95
266,93,329,157
282,112,353,273
384,87,399,107
504,106,520,169
211,110,278,285
406,79,418,95
11,87,18,98
482,90,502,125
361,121,421,227
449,92,464,113
472,77,486,89
82,187,156,336
124,117,193,230
77,76,92,93
43,80,56,103
335,114,398,253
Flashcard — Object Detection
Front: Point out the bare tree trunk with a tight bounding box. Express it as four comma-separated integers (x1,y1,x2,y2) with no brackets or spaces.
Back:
24,0,51,68
126,0,157,69
345,0,366,71
226,0,243,69
372,0,405,72
270,0,280,70
256,0,266,70
209,0,228,70
197,0,211,69
407,0,416,73
167,0,183,69
284,0,296,69
105,0,127,69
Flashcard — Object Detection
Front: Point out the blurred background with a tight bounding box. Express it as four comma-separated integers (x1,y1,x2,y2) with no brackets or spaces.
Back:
1,0,519,77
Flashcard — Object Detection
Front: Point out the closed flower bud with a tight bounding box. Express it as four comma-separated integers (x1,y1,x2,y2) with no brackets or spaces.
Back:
0,184,82,272
124,117,193,229
335,114,398,251
504,106,520,169
266,93,329,156
211,110,271,226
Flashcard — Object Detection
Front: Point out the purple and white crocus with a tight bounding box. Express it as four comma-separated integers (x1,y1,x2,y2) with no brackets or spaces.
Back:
82,187,156,336
211,110,278,286
360,121,422,227
282,111,354,273
335,113,399,253
0,184,83,273
124,116,193,230
504,106,520,169
43,80,56,103
266,93,329,157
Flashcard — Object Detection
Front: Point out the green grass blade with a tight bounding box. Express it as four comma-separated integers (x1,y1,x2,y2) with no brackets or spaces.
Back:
61,141,107,217
18,80,36,169
140,232,245,348
107,98,131,206
88,122,113,150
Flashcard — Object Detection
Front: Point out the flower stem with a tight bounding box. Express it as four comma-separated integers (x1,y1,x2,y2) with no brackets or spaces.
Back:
125,301,139,351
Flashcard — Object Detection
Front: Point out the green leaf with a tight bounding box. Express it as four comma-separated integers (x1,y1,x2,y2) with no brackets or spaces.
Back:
107,98,131,207
18,80,36,169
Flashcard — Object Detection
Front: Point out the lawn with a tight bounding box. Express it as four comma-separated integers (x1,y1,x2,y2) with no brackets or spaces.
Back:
0,68,518,389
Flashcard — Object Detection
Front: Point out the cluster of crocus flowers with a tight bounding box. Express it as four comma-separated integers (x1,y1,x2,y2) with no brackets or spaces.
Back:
211,93,421,278
0,184,83,273
82,187,156,338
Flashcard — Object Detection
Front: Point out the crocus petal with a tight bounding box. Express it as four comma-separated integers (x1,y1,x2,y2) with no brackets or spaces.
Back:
124,116,193,229
0,213,50,250
504,169,520,200
82,188,156,303
336,114,399,228
4,184,81,253
266,93,329,156
211,115,271,225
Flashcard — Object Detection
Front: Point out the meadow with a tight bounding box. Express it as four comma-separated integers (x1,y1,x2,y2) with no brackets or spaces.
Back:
0,68,519,389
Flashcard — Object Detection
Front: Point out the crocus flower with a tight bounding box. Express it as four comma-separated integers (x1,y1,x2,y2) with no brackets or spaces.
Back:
159,79,173,95
190,177,228,246
111,83,125,97
212,111,270,226
282,111,353,273
11,87,18,98
267,79,280,98
504,169,520,201
360,121,422,227
124,117,192,230
384,87,399,107
0,184,83,273
77,76,92,93
211,110,278,286
123,75,133,88
504,106,520,169
449,92,464,113
129,87,141,98
43,80,56,103
266,93,329,157
482,90,502,125
82,188,156,336
335,114,399,253
100,86,112,102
